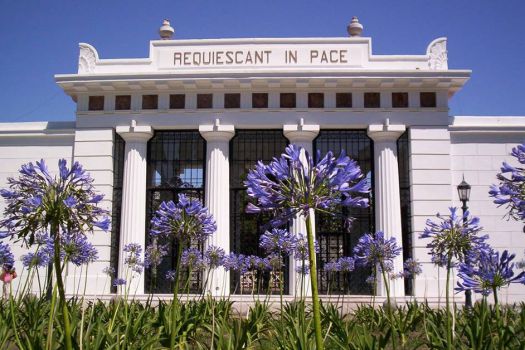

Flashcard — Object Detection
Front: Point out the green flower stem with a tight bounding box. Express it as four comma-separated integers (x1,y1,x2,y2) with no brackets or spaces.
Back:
52,225,73,350
381,266,396,350
306,215,324,350
9,284,23,350
493,286,500,321
46,283,59,350
445,257,452,350
170,243,183,348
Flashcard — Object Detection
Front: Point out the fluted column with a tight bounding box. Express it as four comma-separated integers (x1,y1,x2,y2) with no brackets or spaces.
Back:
283,121,320,297
116,122,153,295
367,122,406,298
199,121,235,296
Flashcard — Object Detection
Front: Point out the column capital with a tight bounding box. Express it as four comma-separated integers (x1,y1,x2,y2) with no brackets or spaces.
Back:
116,122,153,143
199,123,235,142
283,121,320,143
367,123,406,142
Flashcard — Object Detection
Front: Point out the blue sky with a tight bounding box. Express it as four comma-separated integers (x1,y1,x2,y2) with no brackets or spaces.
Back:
0,0,523,122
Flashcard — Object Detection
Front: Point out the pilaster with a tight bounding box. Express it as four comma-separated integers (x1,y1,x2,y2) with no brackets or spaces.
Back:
367,121,406,298
199,120,235,296
283,119,320,297
116,121,153,295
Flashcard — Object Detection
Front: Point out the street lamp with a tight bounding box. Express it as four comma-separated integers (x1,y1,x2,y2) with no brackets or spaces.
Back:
457,175,472,308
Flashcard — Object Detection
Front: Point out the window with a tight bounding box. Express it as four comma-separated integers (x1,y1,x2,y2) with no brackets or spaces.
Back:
169,94,185,109
252,93,268,108
420,92,436,108
336,93,352,108
364,93,380,108
224,93,241,109
145,131,206,293
88,96,104,111
230,130,288,294
142,95,158,110
109,134,125,293
197,94,213,109
392,93,408,108
308,93,324,108
397,130,414,295
280,93,296,108
314,130,374,294
115,95,131,110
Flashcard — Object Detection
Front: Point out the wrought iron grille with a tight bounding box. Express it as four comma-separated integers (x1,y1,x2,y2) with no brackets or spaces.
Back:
110,133,125,293
230,130,289,294
397,130,414,295
145,131,206,294
314,130,374,295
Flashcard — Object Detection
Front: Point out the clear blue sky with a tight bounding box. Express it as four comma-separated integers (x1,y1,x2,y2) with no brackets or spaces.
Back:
0,0,523,122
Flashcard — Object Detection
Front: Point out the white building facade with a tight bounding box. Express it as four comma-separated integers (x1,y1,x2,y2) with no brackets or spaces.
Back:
1,20,524,303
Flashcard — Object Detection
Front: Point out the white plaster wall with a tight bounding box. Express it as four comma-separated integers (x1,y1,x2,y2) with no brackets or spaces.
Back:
0,124,75,294
450,127,525,303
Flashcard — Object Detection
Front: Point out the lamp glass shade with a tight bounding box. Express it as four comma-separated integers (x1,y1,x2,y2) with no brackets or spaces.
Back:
457,179,471,202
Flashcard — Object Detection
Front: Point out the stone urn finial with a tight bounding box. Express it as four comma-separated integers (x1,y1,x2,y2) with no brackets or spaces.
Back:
159,19,174,40
347,16,363,37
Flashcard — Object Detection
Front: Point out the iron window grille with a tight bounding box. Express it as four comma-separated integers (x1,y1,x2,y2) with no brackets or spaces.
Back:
230,130,289,294
145,131,206,294
110,133,125,293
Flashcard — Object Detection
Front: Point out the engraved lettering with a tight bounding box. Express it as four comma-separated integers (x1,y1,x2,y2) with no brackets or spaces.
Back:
310,50,318,63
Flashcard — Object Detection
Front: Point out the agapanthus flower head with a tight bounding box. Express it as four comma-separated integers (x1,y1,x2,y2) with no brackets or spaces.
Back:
21,249,51,268
293,233,319,261
421,207,487,267
0,159,109,245
180,247,207,271
165,270,177,281
223,253,247,274
204,245,225,269
112,278,126,287
245,144,370,227
354,231,402,272
324,261,339,273
144,240,168,269
296,263,310,275
267,254,283,271
123,243,143,274
489,144,525,222
401,258,423,278
0,241,14,268
150,194,217,244
456,248,525,296
259,228,297,256
336,256,355,272
61,233,98,266
103,266,115,277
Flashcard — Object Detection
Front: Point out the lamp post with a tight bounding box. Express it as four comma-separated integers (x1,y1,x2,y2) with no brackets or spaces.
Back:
457,176,472,308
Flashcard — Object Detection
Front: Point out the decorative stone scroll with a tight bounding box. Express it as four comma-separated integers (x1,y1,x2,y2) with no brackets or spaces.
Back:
78,43,98,74
427,37,448,70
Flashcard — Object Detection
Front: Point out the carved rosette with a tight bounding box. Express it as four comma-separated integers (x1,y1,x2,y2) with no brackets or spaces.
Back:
78,43,98,74
427,37,448,70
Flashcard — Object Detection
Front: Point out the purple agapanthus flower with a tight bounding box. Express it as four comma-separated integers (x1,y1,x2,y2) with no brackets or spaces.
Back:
204,245,225,269
0,159,110,245
0,241,14,268
165,270,177,281
103,266,115,277
180,247,207,271
456,248,525,296
245,144,370,227
489,144,525,222
21,249,51,268
61,233,98,266
293,233,319,261
336,256,355,272
144,240,168,269
395,258,423,279
421,207,487,267
123,243,143,274
112,278,126,287
259,228,297,256
223,253,247,274
150,194,216,244
296,263,310,275
354,232,402,272
324,261,339,273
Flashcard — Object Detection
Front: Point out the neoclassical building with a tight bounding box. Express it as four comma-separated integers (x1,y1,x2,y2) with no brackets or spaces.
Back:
1,19,524,302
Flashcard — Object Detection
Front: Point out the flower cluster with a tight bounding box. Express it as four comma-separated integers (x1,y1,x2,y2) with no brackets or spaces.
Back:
260,228,297,255
0,159,110,244
123,243,143,274
205,245,225,268
293,233,319,261
61,233,98,266
180,247,207,271
150,194,216,244
456,248,525,296
144,240,168,270
354,231,402,272
245,144,370,227
323,256,355,273
0,241,14,268
421,207,487,267
489,144,525,222
394,258,423,279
